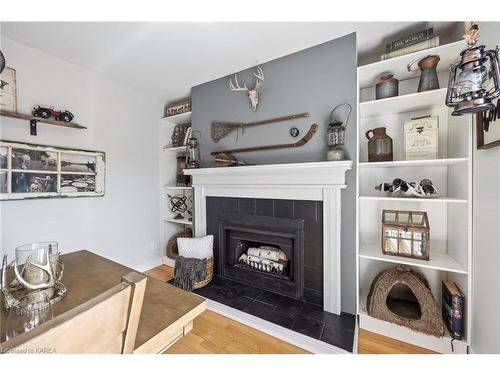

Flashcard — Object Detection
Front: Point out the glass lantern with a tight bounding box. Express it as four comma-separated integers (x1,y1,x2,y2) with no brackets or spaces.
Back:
185,130,201,169
326,103,352,161
446,27,500,116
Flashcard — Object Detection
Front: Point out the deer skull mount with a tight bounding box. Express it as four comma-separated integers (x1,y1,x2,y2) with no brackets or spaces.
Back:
229,66,264,111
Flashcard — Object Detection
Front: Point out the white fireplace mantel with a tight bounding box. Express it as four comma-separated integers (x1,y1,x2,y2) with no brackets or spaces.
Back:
184,160,352,314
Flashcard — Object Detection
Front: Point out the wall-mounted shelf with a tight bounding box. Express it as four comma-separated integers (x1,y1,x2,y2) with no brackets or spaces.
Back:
358,158,469,168
359,195,467,204
1,110,87,135
359,88,448,118
164,217,193,226
162,146,186,153
358,40,463,89
161,111,192,124
359,244,468,274
162,186,193,190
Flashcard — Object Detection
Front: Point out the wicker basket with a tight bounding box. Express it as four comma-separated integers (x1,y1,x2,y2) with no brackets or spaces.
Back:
192,257,214,290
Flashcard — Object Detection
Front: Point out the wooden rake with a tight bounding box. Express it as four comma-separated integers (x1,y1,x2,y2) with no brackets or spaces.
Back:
211,123,318,155
210,112,309,142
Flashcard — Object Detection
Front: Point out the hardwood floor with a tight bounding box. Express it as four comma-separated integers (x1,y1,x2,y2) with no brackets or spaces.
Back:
145,265,433,354
358,329,436,354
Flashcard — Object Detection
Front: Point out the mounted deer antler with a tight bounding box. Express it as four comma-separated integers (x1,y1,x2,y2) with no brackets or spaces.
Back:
229,65,264,111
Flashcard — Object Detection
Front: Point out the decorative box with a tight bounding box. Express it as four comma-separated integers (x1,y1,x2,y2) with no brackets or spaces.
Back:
166,99,191,117
404,115,439,160
381,209,430,260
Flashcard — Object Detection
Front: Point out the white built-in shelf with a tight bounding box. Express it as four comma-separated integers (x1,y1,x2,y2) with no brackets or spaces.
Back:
359,244,468,274
359,88,447,118
357,289,467,353
359,195,467,204
161,111,192,124
358,157,469,168
162,186,192,190
163,217,193,226
358,40,463,89
162,146,186,153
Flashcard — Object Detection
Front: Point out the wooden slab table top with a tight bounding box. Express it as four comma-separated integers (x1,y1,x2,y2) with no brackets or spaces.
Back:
1,250,206,354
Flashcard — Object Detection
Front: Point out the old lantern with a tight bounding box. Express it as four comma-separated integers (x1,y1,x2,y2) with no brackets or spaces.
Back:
186,130,201,169
326,103,352,161
446,22,500,116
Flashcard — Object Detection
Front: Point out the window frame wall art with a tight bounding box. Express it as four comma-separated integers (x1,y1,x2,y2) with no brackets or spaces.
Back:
0,140,105,200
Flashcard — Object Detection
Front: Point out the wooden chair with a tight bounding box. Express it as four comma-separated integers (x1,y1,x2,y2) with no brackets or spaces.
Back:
1,272,147,354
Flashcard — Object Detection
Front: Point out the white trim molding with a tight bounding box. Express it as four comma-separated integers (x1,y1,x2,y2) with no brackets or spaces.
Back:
205,298,349,354
185,160,352,314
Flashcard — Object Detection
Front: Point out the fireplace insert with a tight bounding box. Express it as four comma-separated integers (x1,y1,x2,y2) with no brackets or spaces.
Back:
217,213,304,300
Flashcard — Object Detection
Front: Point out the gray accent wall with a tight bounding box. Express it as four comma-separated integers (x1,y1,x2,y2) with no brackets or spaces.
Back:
191,33,357,313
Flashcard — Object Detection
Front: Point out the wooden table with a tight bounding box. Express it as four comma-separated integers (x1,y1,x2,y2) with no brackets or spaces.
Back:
1,250,206,353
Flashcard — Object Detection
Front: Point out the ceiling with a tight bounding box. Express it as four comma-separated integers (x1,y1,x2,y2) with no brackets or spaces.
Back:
0,22,459,103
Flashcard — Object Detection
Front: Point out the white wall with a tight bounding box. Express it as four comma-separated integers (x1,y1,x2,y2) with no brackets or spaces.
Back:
472,22,500,354
0,36,164,271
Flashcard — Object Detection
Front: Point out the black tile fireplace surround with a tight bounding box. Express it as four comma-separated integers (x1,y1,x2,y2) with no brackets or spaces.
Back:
197,197,356,351
206,197,324,305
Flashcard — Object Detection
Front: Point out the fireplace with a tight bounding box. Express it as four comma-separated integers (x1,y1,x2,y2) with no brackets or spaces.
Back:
184,160,352,314
207,197,324,305
218,213,305,300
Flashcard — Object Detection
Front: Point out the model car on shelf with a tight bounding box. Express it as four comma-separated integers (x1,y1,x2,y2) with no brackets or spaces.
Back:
32,106,74,122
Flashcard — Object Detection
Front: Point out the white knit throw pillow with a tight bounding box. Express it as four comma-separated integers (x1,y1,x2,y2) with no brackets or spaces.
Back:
177,235,214,260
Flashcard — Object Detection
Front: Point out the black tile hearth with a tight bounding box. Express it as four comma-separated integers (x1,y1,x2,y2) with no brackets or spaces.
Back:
320,323,355,352
256,290,282,306
292,316,324,339
276,296,304,314
268,308,297,329
179,275,355,352
245,300,275,319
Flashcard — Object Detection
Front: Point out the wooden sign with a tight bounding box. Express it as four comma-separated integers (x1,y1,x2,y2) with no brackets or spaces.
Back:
166,100,191,117
0,67,17,112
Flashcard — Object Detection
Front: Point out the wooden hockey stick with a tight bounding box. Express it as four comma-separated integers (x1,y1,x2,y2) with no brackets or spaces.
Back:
211,123,318,155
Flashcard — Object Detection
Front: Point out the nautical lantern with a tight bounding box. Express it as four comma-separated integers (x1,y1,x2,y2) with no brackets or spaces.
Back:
326,103,352,161
446,22,500,116
185,130,201,169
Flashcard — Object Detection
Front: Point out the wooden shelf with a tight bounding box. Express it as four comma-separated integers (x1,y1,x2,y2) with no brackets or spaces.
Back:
359,244,467,274
163,217,193,226
358,158,469,168
359,88,447,118
1,110,87,129
357,40,464,89
359,195,467,204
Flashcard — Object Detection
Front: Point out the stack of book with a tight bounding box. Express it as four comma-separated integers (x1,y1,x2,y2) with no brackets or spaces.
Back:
442,281,465,340
381,28,439,61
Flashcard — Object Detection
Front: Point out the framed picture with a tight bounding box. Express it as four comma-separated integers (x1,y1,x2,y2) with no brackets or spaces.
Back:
0,140,105,200
0,67,17,112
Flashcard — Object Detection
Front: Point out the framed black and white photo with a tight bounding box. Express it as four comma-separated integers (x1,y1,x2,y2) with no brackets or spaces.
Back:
11,148,58,171
0,140,105,200
0,146,7,169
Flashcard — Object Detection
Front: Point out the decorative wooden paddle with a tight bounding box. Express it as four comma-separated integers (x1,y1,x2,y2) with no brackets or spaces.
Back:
210,112,309,142
211,123,318,155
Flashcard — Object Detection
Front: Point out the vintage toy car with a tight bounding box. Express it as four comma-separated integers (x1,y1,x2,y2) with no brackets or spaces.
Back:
32,106,74,122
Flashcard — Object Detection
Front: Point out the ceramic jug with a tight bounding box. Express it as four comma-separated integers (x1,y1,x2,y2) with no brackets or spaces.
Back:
366,127,393,162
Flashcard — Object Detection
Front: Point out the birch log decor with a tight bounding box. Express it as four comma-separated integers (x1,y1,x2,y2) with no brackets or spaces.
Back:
238,246,288,275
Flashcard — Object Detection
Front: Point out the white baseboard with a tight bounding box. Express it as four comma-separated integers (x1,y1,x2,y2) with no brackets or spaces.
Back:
131,256,163,272
205,298,350,354
162,255,175,267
